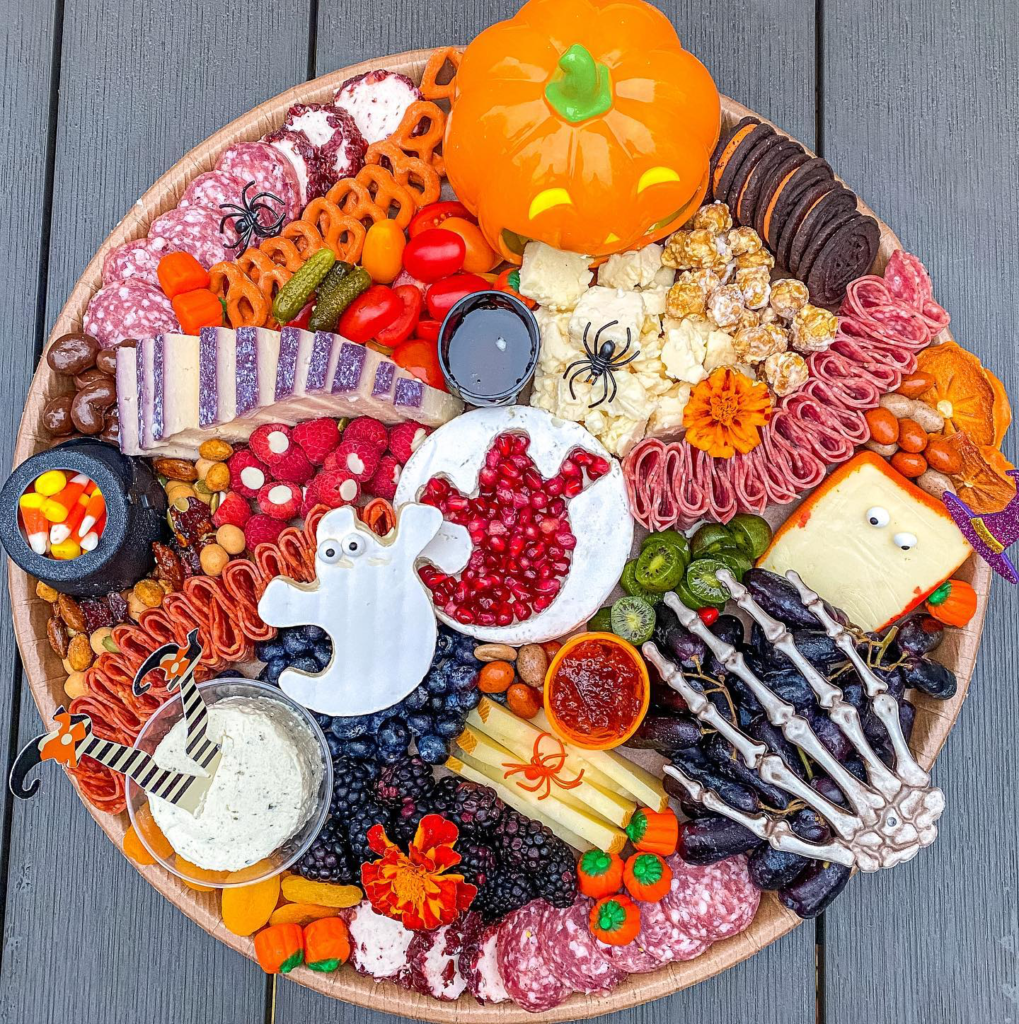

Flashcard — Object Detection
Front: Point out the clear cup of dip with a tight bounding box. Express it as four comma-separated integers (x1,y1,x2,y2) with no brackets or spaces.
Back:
126,678,332,888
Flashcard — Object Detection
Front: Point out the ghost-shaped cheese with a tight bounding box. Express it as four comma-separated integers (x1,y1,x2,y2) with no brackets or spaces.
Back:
257,503,470,717
760,453,971,631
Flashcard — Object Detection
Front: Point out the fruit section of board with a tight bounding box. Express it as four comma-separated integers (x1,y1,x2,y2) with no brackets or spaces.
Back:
3,3,1012,1016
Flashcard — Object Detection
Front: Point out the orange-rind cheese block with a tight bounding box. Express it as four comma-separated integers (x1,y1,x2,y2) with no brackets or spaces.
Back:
759,452,972,632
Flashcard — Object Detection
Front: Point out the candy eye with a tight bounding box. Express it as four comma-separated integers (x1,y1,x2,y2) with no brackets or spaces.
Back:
318,541,342,564
342,535,365,558
893,532,918,551
866,507,890,528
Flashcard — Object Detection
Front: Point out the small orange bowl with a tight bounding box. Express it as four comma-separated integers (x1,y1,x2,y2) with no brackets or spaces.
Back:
543,632,650,751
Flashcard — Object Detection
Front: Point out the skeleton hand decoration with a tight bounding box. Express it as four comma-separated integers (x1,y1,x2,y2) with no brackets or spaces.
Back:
642,569,944,873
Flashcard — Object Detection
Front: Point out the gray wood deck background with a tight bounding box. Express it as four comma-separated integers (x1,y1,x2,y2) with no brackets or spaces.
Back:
0,1,1016,1021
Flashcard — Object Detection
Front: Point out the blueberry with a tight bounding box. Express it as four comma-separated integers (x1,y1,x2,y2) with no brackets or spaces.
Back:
417,734,450,765
427,668,450,695
300,624,326,642
314,712,334,730
454,646,479,666
435,632,455,656
429,694,447,714
255,639,286,662
378,744,406,765
448,664,479,692
487,691,508,706
402,685,429,711
378,717,409,751
331,717,366,740
289,656,319,674
264,657,288,685
434,715,463,739
325,734,344,758
283,631,309,656
345,736,379,761
313,646,332,669
460,687,482,711
407,713,433,737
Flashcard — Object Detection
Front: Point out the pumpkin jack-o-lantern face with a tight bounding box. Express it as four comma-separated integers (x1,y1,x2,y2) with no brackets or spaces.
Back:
444,0,720,262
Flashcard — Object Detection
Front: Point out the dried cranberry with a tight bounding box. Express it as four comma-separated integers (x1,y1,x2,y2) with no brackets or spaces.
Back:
169,497,214,547
106,590,129,623
80,597,114,633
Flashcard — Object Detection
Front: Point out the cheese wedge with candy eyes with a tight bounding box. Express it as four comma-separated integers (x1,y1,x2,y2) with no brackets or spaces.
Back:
759,452,972,632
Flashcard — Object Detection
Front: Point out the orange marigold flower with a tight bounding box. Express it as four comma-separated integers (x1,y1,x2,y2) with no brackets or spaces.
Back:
683,366,773,458
360,813,477,931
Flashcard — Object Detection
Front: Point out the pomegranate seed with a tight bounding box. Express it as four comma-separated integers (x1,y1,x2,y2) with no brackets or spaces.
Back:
506,558,521,573
539,518,559,536
522,568,538,582
499,461,521,480
556,530,577,550
526,542,546,560
511,584,530,601
548,498,566,516
534,577,561,596
489,535,507,553
478,466,498,489
488,520,507,536
538,563,553,579
478,612,497,626
573,449,592,467
500,509,518,528
530,491,548,510
512,490,530,509
495,610,513,626
547,544,564,560
519,556,532,570
524,524,539,540
533,595,553,612
523,469,542,490
552,560,570,574
497,434,513,456
455,581,469,603
509,536,526,557
588,456,610,478
545,476,564,497
560,458,580,478
456,607,475,625
495,485,515,506
511,434,529,454
486,449,501,468
564,478,584,497
513,602,532,620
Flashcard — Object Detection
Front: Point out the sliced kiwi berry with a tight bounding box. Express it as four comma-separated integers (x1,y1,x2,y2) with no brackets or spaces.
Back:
685,556,734,606
674,576,724,612
727,513,773,560
715,549,752,581
689,523,737,559
641,529,691,565
610,596,656,644
620,559,661,604
587,606,614,632
635,540,686,592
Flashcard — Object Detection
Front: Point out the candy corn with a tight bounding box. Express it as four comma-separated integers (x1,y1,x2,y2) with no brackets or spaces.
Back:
77,488,105,540
51,484,94,545
51,538,82,560
18,493,50,555
34,470,68,497
40,473,91,524
80,514,106,553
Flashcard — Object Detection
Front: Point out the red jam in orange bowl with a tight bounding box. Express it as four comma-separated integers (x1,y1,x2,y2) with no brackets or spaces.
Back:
543,633,650,750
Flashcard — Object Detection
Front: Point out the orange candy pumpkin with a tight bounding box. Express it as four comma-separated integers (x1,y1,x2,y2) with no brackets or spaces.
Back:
444,0,720,262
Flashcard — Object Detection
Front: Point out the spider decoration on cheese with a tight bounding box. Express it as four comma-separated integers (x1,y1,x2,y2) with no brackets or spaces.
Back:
218,181,287,253
562,320,641,408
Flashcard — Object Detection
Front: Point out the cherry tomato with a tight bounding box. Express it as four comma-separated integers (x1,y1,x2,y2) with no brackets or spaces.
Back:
415,318,441,343
437,217,500,274
285,301,315,330
408,200,474,238
403,229,467,283
361,219,406,284
494,267,537,309
374,285,422,348
425,273,489,320
697,607,720,626
392,337,446,391
338,285,401,343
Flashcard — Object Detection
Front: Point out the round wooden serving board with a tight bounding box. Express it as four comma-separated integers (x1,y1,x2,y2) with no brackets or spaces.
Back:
9,47,990,1023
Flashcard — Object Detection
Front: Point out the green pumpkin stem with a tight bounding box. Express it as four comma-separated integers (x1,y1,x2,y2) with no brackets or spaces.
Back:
545,44,613,124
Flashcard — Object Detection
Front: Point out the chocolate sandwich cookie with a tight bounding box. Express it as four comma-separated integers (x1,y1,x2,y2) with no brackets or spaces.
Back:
723,128,788,219
734,138,802,227
789,187,858,275
805,214,881,306
757,155,832,247
795,206,858,282
776,180,836,270
709,116,761,204
716,123,780,209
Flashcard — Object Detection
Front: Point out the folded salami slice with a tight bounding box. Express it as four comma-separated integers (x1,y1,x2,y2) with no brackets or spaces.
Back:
83,280,179,349
729,450,769,513
540,898,625,995
102,236,172,287
780,399,856,463
766,414,827,492
673,442,711,526
704,452,738,523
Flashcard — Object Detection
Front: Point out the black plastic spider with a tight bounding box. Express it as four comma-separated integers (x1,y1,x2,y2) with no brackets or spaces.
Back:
219,180,287,253
562,320,640,408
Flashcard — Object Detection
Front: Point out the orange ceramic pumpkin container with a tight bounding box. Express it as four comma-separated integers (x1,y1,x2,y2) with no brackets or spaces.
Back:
443,0,721,263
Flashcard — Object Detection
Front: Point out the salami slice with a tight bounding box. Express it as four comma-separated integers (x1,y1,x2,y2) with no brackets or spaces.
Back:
148,206,233,269
283,102,367,182
335,69,422,144
215,141,301,221
595,934,666,974
460,916,510,1005
497,901,572,1013
83,280,178,349
178,170,247,213
540,898,625,995
101,236,171,287
638,894,709,964
664,854,760,943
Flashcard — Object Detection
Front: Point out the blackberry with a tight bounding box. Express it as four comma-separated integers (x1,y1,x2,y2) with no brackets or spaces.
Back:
346,799,389,867
452,781,506,836
457,840,498,889
376,756,436,807
294,818,358,884
534,848,578,908
492,810,560,871
425,775,462,824
388,798,428,847
473,870,536,923
330,758,381,817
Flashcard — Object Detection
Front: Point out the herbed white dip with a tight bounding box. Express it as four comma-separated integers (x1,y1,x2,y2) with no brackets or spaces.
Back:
149,699,324,872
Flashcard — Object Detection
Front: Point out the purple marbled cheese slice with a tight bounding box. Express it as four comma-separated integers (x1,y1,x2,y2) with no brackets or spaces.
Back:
305,331,335,393
235,326,259,416
331,341,367,393
116,346,140,455
393,376,424,410
198,327,219,427
274,326,317,402
151,334,165,440
372,360,396,398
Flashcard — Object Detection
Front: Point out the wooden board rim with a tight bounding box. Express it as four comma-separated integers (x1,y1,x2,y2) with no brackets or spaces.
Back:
7,45,990,1023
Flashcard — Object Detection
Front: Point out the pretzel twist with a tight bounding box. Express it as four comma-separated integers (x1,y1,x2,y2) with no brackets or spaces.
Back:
419,47,462,103
302,196,368,259
384,101,447,173
364,141,442,207
208,262,270,328
257,235,307,271
352,165,417,229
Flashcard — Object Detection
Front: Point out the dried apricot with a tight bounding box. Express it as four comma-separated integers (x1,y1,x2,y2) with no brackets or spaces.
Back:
175,857,222,891
478,660,515,693
896,418,928,454
135,804,175,859
864,407,899,446
280,876,363,908
270,903,340,927
506,682,542,719
122,824,155,866
222,872,282,936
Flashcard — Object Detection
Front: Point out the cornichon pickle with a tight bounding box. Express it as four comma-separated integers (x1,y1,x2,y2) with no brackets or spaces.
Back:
272,247,336,324
308,265,371,332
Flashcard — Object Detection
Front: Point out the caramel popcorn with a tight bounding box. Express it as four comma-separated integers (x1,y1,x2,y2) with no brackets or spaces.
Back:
769,278,810,321
736,307,762,331
735,247,776,270
763,351,809,396
759,306,780,325
790,303,838,353
763,322,791,352
734,325,787,364
692,201,733,234
706,284,746,329
727,225,763,257
735,266,772,310
666,278,708,319
662,230,691,269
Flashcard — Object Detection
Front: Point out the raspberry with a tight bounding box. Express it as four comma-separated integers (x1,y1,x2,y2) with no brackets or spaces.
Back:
366,454,401,500
388,421,431,464
271,446,314,485
228,450,270,499
308,469,361,509
249,423,295,466
326,439,380,483
293,418,341,465
212,491,252,529
342,416,388,453
257,482,302,520
244,514,287,549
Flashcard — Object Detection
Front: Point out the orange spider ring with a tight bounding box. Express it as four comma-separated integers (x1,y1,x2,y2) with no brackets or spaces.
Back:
502,732,585,801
